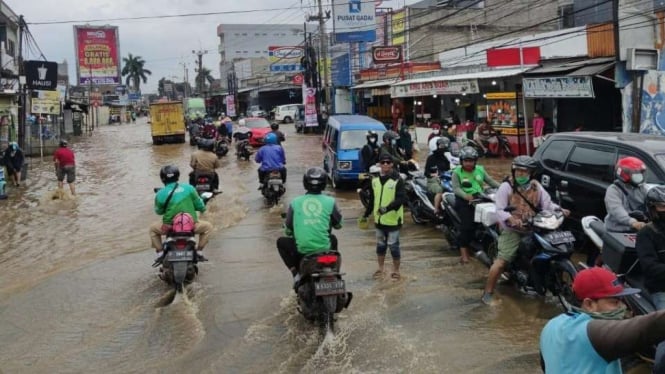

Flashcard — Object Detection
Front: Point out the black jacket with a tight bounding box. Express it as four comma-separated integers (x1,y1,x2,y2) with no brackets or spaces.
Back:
360,143,379,172
425,151,451,174
636,222,665,293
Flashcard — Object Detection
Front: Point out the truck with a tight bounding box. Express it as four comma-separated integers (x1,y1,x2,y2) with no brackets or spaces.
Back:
149,101,186,144
184,98,206,121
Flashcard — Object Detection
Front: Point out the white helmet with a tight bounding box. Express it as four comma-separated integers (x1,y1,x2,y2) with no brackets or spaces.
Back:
238,118,246,126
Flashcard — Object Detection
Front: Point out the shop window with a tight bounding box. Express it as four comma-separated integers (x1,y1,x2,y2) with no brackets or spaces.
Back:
540,140,574,170
565,144,616,183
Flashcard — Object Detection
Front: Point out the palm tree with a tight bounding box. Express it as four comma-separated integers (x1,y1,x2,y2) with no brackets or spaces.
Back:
195,67,214,94
121,54,152,92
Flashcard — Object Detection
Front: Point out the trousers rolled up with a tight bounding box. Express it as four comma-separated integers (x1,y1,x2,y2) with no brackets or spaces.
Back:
149,220,213,252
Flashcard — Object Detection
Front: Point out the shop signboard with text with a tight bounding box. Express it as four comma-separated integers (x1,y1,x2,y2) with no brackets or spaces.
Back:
24,61,58,91
74,25,121,85
523,76,594,98
304,87,318,127
333,0,376,42
31,90,61,115
391,9,406,45
268,46,304,73
390,79,479,98
225,95,236,117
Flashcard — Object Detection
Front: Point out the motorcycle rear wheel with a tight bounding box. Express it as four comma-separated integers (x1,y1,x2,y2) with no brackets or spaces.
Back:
552,259,578,312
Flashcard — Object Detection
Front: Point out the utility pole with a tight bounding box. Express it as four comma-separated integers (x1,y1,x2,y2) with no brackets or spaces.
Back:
17,15,25,149
192,49,208,96
308,2,331,116
180,62,189,98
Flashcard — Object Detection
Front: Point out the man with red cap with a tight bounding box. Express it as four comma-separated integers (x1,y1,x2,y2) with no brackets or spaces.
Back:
540,267,665,373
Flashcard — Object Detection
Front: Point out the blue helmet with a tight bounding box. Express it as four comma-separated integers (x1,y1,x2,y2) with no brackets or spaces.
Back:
264,132,278,145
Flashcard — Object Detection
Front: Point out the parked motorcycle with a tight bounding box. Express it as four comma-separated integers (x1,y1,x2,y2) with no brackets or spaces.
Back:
582,215,656,360
295,251,352,331
215,138,229,158
151,191,214,293
261,170,285,206
235,139,252,161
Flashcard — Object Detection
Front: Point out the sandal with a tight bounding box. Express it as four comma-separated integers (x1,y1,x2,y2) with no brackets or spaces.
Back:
373,269,384,279
390,272,401,281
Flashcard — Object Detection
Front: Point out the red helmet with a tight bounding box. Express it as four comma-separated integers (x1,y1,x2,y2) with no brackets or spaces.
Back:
431,123,441,130
171,212,196,234
616,157,646,183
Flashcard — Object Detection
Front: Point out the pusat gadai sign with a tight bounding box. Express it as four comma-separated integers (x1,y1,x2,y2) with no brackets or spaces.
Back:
333,0,376,43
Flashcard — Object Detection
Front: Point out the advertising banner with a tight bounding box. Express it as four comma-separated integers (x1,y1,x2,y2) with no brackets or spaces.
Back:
390,79,479,98
31,90,61,115
225,95,236,117
372,46,402,64
304,86,318,127
333,0,376,43
391,9,406,45
523,76,594,98
74,25,121,85
268,46,304,73
331,53,351,87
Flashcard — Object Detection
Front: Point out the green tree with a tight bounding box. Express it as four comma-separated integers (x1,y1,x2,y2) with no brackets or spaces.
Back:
195,67,214,94
121,54,152,92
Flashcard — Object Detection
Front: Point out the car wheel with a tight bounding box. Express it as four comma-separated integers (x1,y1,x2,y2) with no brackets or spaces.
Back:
283,116,292,123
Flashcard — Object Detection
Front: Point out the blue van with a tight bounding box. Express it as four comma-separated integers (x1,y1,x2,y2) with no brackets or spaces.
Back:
322,115,387,188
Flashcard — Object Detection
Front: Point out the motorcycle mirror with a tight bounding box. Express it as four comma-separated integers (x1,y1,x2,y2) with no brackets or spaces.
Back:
153,187,161,193
280,212,287,219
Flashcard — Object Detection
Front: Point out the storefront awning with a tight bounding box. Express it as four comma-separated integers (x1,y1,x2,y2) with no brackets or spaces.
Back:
390,67,531,98
351,79,398,90
522,57,614,76
522,58,615,98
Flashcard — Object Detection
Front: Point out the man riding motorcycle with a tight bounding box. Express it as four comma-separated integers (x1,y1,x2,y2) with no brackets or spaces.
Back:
636,185,665,309
425,138,452,216
474,119,499,155
604,156,648,233
270,122,286,145
150,165,213,263
255,132,286,188
481,155,568,305
276,167,342,286
190,139,221,192
360,130,380,172
451,146,500,264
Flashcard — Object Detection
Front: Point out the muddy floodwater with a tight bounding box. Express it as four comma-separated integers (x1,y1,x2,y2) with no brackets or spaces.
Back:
0,119,569,373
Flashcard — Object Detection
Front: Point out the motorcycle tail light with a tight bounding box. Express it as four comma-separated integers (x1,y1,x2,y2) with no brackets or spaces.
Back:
316,255,338,265
175,239,188,249
198,177,208,183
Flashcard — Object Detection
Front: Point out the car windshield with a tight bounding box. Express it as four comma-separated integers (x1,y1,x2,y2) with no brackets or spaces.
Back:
245,118,270,128
340,129,385,150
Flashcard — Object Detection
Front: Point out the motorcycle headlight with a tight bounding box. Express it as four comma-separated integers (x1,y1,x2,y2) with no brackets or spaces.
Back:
533,211,564,230
338,161,352,170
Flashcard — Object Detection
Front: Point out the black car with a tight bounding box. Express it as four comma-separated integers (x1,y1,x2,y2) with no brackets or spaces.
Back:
533,132,665,225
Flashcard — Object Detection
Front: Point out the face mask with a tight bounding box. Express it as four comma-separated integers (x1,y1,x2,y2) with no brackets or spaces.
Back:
631,173,644,185
515,176,530,185
576,305,628,320
433,130,440,134
369,138,377,144
391,139,397,146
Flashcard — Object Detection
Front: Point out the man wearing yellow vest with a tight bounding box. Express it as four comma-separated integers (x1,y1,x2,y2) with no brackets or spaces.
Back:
360,153,407,280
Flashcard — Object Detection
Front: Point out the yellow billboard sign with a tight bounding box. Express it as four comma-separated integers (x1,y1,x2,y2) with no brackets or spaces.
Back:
392,10,406,45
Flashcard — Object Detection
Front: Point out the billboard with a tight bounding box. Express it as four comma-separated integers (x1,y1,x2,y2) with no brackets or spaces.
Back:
268,46,304,73
331,53,351,87
391,9,406,45
74,25,121,85
333,0,376,43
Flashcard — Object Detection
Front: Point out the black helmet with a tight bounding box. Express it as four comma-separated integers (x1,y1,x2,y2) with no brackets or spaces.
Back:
303,167,327,193
512,155,538,172
270,122,279,131
383,130,400,143
198,138,215,151
459,146,479,161
646,185,665,221
436,137,451,151
160,165,180,184
427,165,439,175
366,130,378,142
59,139,68,147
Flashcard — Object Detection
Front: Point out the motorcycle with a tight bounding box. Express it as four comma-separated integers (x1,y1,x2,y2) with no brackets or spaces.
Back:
406,170,454,225
295,251,353,331
582,215,656,360
261,170,285,206
215,138,229,158
151,191,214,293
478,130,513,158
235,139,252,161
191,171,221,202
358,159,419,210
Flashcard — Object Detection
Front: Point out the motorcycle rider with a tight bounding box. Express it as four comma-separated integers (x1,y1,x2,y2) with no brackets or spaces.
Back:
604,156,648,233
427,123,441,143
276,167,342,286
233,119,251,142
359,152,407,280
452,146,500,264
474,119,499,155
636,185,665,309
201,119,217,140
481,155,567,305
360,130,380,172
190,139,221,192
540,267,665,374
255,132,286,188
380,130,407,171
270,122,286,145
425,138,452,215
150,165,213,262
398,123,413,160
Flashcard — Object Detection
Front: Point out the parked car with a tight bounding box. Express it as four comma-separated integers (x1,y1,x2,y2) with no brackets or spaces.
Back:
533,132,665,226
274,104,304,123
244,117,272,147
248,105,266,118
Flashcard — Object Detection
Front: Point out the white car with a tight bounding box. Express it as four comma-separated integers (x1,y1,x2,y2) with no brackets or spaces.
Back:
248,105,266,118
274,104,303,123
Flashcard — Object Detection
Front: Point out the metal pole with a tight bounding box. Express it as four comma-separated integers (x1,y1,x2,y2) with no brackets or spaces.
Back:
317,0,330,113
520,44,530,155
17,15,25,149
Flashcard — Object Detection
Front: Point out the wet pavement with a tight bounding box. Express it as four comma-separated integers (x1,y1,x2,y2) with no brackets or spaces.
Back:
0,118,567,373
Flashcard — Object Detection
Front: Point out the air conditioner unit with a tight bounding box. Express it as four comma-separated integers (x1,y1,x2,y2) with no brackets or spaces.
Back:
626,48,659,71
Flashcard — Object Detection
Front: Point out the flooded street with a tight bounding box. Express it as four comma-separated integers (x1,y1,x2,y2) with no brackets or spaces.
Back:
0,119,560,373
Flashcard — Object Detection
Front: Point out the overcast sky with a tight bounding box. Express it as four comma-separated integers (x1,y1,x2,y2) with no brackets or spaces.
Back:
9,0,405,94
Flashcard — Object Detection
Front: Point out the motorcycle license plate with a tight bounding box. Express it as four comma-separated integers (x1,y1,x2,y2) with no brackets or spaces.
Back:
314,279,345,296
544,231,576,245
166,250,194,262
196,184,210,190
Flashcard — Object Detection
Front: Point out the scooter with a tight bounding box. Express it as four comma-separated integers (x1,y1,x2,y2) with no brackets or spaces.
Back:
215,138,229,158
235,139,252,161
479,131,513,158
261,170,285,207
